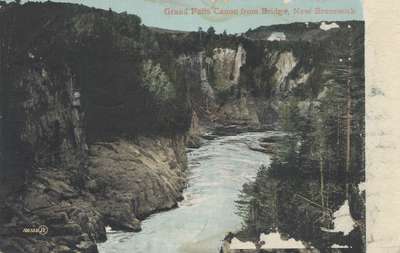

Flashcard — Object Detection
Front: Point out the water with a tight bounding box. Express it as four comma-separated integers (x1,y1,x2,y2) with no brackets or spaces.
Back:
98,132,277,253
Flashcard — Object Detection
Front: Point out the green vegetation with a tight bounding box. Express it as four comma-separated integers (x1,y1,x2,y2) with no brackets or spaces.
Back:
207,26,216,36
142,59,176,102
235,22,365,251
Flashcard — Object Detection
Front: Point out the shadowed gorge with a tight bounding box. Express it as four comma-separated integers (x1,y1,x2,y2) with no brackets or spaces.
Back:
0,2,364,253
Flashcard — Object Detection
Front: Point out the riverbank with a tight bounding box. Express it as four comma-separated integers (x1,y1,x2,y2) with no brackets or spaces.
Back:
222,132,365,252
0,134,189,253
87,135,188,230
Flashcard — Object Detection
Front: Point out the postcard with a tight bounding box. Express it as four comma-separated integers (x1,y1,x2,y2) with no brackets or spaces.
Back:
0,0,394,253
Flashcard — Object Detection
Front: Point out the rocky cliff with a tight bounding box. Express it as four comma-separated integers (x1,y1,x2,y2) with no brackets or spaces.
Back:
0,2,363,252
0,3,191,252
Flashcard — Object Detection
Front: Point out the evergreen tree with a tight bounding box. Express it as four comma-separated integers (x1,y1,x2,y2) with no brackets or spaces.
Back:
207,26,216,36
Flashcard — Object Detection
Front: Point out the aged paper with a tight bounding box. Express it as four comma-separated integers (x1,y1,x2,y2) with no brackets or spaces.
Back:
365,0,400,252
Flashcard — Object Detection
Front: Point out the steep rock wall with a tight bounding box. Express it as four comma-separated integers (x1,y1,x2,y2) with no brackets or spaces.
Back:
0,60,102,253
88,136,187,230
181,43,313,129
0,3,191,253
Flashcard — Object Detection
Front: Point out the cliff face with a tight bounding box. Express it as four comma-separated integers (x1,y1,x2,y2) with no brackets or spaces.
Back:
176,45,258,129
0,2,363,253
0,54,103,252
178,43,306,130
88,135,187,230
0,3,191,252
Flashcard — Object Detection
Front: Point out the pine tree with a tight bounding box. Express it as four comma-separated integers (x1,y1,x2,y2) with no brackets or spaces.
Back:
207,26,216,36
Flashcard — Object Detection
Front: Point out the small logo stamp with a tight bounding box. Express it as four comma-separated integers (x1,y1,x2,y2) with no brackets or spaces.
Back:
22,225,49,236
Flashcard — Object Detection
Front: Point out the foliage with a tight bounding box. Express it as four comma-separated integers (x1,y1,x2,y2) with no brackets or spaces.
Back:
207,26,216,36
0,2,193,141
235,21,365,251
142,59,176,102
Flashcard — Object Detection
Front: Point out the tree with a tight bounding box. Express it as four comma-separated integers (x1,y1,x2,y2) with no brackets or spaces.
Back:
207,26,216,36
198,27,203,41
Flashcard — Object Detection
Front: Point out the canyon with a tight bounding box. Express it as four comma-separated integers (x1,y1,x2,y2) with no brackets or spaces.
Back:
0,2,364,253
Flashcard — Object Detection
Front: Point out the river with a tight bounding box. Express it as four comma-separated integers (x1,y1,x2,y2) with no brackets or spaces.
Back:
98,131,278,253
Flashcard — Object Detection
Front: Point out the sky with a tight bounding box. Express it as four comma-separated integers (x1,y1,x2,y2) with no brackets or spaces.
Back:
16,0,363,33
